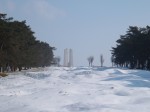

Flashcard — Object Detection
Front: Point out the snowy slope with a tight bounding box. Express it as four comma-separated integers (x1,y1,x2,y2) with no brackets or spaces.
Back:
0,67,150,112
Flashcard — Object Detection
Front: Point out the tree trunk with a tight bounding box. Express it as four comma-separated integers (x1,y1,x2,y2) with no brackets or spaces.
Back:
0,43,4,50
89,62,90,67
18,66,22,71
0,67,2,73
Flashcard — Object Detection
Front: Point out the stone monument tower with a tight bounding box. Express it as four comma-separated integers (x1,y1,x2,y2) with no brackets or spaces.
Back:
64,48,73,67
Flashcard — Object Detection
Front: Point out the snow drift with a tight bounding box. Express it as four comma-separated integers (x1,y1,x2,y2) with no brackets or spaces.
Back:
0,67,150,112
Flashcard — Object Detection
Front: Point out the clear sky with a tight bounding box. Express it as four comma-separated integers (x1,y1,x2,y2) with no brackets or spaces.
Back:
1,0,150,66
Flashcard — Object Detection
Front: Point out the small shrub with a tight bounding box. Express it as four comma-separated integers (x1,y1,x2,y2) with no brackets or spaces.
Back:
0,73,8,77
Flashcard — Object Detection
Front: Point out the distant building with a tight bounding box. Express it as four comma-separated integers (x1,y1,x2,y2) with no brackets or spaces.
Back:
64,48,73,67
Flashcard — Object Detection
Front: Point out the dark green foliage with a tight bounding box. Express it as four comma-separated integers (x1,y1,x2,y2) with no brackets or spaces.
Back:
112,26,150,69
0,13,54,71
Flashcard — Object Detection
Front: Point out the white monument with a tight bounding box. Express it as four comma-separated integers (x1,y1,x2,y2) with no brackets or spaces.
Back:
64,48,73,67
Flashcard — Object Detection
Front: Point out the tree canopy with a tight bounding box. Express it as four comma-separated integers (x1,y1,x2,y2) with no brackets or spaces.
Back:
0,13,54,71
111,26,150,69
87,56,94,67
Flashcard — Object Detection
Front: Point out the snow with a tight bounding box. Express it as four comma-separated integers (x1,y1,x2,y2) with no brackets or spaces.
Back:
0,67,150,112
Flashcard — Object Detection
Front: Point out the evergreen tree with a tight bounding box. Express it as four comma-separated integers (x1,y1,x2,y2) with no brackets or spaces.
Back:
0,13,55,72
112,26,150,70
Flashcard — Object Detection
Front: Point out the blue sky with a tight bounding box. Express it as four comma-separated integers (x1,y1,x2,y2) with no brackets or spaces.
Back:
1,0,150,66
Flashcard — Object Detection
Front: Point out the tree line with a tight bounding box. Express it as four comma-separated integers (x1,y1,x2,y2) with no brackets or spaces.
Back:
111,26,150,70
0,13,54,72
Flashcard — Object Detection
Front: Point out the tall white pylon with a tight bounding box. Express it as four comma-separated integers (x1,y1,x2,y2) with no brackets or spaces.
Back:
63,48,73,67
69,49,73,67
64,48,68,67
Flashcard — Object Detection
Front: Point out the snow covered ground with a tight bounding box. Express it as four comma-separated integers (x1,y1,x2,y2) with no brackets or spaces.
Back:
0,67,150,112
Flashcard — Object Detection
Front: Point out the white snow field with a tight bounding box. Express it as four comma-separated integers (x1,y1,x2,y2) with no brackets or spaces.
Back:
0,67,150,112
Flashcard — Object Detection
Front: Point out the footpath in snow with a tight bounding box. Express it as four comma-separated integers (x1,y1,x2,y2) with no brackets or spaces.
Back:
0,67,150,112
